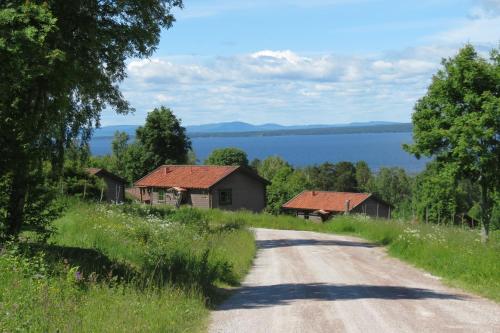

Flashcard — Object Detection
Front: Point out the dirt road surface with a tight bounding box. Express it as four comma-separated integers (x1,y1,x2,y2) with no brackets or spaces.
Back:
209,228,500,333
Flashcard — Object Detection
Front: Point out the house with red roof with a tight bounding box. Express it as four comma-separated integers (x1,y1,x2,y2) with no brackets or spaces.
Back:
134,165,269,212
282,191,391,222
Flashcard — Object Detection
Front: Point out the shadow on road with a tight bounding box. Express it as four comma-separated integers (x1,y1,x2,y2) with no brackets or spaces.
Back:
217,283,465,310
256,238,378,249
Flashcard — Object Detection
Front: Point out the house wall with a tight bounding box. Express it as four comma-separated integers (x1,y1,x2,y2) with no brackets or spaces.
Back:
296,211,324,223
149,189,179,206
102,177,125,203
145,188,211,209
351,197,391,219
211,171,266,212
188,190,210,209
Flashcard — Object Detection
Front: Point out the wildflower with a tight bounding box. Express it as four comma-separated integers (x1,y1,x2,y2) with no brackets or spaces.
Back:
75,271,84,282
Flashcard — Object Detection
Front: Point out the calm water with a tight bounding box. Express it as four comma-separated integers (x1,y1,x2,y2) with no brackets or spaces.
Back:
90,132,428,172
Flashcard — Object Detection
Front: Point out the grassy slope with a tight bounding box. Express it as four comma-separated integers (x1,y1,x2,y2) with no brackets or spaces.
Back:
203,209,500,302
0,201,256,332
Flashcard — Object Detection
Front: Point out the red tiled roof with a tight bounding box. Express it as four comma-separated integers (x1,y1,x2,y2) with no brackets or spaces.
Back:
134,165,241,189
282,191,372,212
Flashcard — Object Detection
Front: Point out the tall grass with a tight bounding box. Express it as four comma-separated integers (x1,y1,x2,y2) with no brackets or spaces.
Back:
0,201,256,332
203,209,500,302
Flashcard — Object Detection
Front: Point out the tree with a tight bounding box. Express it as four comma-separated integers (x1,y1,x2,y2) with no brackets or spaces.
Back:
333,162,357,192
249,158,261,171
370,167,412,207
0,0,183,238
404,45,500,241
257,156,289,180
266,166,309,214
111,131,130,174
304,162,357,192
137,106,191,171
412,162,460,224
205,148,248,166
355,161,372,192
121,143,148,183
304,163,336,191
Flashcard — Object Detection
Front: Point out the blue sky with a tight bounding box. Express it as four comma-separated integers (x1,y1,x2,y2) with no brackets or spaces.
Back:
101,0,500,126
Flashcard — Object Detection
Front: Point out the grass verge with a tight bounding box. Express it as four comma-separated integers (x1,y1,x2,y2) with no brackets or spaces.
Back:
0,201,256,332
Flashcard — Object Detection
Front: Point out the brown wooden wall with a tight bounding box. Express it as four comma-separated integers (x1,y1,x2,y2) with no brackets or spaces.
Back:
188,190,210,209
102,177,125,203
211,171,266,212
351,197,391,219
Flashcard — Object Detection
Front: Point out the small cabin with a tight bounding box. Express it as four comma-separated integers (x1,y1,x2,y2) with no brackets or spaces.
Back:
86,168,127,203
282,191,392,222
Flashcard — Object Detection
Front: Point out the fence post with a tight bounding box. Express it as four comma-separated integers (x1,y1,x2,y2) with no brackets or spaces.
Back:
83,181,87,199
100,186,104,203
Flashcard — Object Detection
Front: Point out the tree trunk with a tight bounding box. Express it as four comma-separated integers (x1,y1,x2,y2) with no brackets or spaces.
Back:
6,169,28,237
480,181,491,243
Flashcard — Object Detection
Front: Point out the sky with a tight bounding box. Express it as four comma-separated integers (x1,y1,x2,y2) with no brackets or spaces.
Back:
101,0,500,126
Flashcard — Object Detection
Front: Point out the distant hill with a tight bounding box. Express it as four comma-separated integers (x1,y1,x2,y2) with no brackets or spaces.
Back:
188,123,413,138
93,121,406,137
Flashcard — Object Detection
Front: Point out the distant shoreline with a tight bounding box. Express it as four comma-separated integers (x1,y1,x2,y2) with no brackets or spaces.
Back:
93,123,413,140
188,123,412,138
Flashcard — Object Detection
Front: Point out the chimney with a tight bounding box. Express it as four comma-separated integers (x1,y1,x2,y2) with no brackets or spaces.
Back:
344,200,351,215
312,191,316,196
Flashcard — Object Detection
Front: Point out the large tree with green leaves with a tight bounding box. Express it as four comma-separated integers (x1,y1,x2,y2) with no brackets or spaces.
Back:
136,106,191,172
405,44,499,241
0,0,183,238
205,148,248,166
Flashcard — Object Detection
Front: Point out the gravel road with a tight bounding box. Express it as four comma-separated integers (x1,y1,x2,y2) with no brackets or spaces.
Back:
209,228,500,333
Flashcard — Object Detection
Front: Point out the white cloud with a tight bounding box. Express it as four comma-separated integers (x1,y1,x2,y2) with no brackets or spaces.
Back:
116,48,446,126
155,94,175,103
433,16,500,44
432,0,500,45
99,1,499,126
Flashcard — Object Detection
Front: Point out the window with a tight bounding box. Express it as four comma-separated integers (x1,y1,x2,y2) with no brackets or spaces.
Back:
219,189,232,206
158,189,165,201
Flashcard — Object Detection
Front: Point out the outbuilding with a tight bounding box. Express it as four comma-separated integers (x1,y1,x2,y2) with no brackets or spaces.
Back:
133,165,269,212
282,191,392,222
86,168,127,203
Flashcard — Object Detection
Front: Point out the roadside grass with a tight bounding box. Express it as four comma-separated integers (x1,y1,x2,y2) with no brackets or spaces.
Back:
203,209,500,302
0,200,256,332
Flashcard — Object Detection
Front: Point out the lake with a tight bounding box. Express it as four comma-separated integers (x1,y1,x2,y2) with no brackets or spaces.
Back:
89,132,429,172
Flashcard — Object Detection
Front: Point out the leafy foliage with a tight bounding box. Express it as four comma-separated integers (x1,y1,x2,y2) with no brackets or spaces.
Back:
205,147,249,166
405,44,500,239
0,0,184,237
137,106,191,169
369,167,412,207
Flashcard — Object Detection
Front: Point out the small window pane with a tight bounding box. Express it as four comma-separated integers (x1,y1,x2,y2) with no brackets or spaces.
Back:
219,189,232,206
